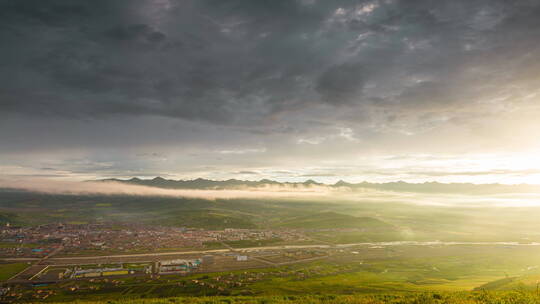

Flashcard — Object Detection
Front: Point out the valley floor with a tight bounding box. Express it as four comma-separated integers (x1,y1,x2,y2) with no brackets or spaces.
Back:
5,244,540,303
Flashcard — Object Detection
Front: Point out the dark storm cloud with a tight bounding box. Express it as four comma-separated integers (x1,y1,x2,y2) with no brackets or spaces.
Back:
316,63,366,105
2,0,540,126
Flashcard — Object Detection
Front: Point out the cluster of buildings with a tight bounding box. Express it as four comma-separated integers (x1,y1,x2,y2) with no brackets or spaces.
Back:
61,258,204,280
69,268,132,279
0,223,307,257
156,259,202,274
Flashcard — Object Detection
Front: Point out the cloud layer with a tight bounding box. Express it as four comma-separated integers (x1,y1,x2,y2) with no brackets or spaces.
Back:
2,0,540,183
0,178,332,200
3,178,540,208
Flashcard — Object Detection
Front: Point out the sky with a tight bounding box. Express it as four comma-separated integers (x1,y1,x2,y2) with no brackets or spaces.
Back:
2,0,540,184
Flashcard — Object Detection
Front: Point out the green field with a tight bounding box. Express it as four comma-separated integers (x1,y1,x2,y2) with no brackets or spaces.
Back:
0,262,29,281
277,212,392,229
13,291,540,303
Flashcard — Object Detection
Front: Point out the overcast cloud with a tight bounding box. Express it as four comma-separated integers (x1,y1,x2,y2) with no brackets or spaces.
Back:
2,0,540,183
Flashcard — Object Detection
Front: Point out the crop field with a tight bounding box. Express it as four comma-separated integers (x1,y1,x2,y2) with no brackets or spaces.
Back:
255,251,327,264
0,262,29,281
6,264,44,281
199,255,268,272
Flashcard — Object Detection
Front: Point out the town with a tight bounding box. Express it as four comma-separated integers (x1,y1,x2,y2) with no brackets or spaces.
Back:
0,222,310,258
0,222,344,301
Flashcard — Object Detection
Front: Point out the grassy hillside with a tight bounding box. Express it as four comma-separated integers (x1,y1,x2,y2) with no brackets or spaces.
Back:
20,291,540,304
475,272,540,292
276,212,391,229
155,209,258,229
0,212,20,226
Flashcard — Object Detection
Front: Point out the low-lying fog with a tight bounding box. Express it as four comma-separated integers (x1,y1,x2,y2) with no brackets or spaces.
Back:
1,178,540,208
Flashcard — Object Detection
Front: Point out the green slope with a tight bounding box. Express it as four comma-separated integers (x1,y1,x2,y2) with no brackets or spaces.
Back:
475,273,540,291
276,212,391,229
155,209,257,229
16,292,540,304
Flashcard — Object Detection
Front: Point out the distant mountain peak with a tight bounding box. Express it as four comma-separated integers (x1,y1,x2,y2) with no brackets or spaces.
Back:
259,179,278,184
334,180,350,187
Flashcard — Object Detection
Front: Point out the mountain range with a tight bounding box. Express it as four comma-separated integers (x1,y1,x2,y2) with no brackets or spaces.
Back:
101,177,540,194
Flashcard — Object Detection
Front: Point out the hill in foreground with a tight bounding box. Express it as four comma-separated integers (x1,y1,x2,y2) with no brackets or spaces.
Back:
26,291,540,304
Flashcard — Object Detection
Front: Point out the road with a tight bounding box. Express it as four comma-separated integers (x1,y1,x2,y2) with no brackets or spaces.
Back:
4,241,540,263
